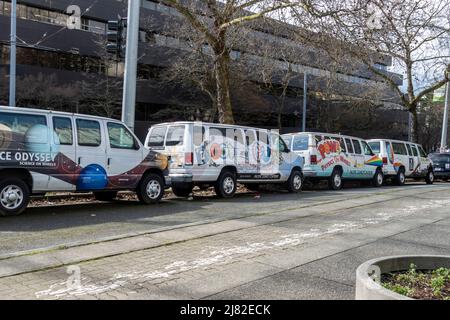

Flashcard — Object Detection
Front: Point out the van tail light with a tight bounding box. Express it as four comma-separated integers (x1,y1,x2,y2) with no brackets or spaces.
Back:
310,155,318,165
185,152,194,166
383,157,388,165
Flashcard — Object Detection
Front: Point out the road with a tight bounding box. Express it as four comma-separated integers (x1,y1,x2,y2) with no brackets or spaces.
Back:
0,182,449,300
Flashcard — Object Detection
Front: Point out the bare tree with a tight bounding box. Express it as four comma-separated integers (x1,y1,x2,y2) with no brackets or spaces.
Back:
294,0,450,142
160,0,331,124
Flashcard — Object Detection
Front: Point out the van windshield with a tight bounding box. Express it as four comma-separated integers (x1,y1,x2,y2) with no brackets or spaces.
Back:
166,126,185,146
368,142,381,153
292,135,309,151
147,126,167,147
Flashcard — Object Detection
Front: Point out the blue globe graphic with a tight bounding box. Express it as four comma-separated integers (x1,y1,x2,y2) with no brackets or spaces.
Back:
77,164,108,190
25,124,60,154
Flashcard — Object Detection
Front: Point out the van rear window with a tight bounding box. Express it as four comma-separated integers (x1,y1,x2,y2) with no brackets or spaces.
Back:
166,126,185,146
368,142,380,153
147,126,167,147
292,135,309,151
0,112,47,147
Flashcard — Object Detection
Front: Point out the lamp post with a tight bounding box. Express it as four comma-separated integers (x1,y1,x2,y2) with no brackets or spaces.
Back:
9,0,17,107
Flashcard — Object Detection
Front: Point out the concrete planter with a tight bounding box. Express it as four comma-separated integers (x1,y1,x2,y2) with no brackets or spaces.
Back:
355,255,450,300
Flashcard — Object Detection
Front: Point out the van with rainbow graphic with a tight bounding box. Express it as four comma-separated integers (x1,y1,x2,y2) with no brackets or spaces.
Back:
367,139,434,185
282,132,384,190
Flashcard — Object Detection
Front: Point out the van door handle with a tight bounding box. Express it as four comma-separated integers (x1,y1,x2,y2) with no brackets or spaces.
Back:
108,158,112,166
78,157,81,166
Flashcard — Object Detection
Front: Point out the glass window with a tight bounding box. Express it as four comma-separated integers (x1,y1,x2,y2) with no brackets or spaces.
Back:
76,119,101,147
53,117,73,145
292,135,309,151
282,135,292,149
361,141,374,156
410,145,419,157
418,146,428,158
107,122,136,149
0,112,47,145
147,126,167,147
430,154,450,162
339,138,347,153
166,125,185,146
352,139,362,154
368,142,381,154
392,142,408,155
345,138,354,153
406,144,413,156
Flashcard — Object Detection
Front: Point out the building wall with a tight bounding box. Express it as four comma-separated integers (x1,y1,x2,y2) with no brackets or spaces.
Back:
0,0,408,141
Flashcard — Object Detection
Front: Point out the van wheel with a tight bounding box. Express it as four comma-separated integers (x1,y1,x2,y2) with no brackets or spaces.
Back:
93,191,118,202
286,170,303,193
136,173,164,204
214,171,237,198
0,178,30,217
172,184,193,198
395,168,406,186
372,169,384,187
329,168,343,190
425,170,434,185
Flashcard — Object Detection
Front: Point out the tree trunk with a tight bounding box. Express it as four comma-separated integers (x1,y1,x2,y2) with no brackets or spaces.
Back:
214,52,235,124
410,105,420,143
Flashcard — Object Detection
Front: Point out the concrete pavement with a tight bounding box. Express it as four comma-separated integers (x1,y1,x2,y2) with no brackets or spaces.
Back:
0,183,449,300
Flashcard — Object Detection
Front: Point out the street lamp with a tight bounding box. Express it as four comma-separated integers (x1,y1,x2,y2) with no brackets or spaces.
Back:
440,67,450,152
9,0,17,108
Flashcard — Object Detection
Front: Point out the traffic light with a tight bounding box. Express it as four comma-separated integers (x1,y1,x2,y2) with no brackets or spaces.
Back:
106,18,127,59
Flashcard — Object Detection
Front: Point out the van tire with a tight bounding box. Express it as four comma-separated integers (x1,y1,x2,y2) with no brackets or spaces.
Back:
214,171,237,198
286,170,303,193
372,169,384,188
172,185,193,198
329,168,343,190
94,191,118,202
0,178,30,217
425,170,434,185
395,168,406,186
136,173,164,204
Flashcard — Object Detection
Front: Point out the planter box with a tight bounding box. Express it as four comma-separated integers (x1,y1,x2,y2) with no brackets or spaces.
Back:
355,255,450,300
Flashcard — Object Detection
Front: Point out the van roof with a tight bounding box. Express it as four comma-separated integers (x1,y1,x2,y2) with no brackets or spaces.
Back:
367,138,420,146
282,132,364,141
0,106,121,122
149,121,270,132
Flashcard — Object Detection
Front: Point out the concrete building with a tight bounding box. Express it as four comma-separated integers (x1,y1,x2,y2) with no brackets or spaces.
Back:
0,0,406,140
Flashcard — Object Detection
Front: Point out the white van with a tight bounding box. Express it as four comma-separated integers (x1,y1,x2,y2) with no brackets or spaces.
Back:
367,139,434,185
282,132,384,190
144,122,304,198
0,107,169,216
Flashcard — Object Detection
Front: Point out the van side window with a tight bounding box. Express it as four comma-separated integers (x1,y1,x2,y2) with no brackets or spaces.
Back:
345,138,354,153
166,125,185,146
411,145,419,157
339,138,347,153
76,119,101,147
107,122,137,150
193,126,205,146
361,141,374,156
418,146,427,158
53,117,73,145
352,139,362,154
405,144,413,156
392,142,407,155
368,142,380,154
147,126,167,147
0,112,47,147
282,135,292,149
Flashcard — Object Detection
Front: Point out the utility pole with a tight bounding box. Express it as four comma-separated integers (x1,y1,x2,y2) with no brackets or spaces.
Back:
441,82,450,152
302,73,308,132
9,0,17,107
121,0,140,132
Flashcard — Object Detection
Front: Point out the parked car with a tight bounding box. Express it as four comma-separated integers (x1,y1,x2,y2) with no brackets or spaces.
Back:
281,132,384,190
144,122,304,198
367,139,434,185
0,107,169,216
429,153,450,181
